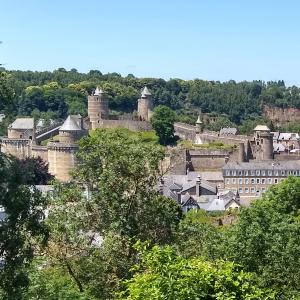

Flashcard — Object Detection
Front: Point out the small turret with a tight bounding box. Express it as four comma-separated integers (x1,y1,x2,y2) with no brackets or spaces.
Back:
194,110,203,144
137,86,153,121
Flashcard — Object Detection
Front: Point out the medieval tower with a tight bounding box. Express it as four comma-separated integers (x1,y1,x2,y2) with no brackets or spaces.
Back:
88,87,109,129
253,125,274,160
137,86,153,121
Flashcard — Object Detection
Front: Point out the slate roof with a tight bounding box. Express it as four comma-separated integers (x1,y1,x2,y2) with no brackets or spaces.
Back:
278,133,300,141
9,118,34,130
189,171,223,182
253,125,270,131
273,143,286,152
220,127,239,135
60,115,82,131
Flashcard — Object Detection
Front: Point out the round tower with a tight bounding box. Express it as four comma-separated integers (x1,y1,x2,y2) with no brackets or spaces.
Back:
88,87,109,129
137,86,153,121
260,131,274,160
58,115,84,143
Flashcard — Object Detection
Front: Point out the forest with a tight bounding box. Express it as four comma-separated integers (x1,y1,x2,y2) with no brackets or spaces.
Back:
1,68,300,135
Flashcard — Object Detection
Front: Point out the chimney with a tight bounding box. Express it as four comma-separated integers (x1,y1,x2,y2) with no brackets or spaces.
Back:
196,174,201,196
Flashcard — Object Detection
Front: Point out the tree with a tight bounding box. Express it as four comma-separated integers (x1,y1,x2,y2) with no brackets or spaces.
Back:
35,129,182,298
118,245,275,300
11,156,54,185
151,105,176,145
0,153,48,299
224,177,300,298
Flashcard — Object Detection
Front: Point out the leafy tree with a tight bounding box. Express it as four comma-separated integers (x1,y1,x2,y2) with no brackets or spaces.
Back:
0,153,48,299
36,129,182,298
224,177,300,298
11,156,54,185
151,105,176,145
118,245,275,300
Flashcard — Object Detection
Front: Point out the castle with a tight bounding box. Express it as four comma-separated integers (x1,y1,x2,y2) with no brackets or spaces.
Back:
0,86,153,181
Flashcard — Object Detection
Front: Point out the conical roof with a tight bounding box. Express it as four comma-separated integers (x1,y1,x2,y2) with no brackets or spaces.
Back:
196,115,203,124
94,86,104,96
60,115,82,131
141,86,151,97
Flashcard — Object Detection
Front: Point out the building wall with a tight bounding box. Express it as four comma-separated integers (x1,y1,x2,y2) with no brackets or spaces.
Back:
48,143,79,182
8,128,34,139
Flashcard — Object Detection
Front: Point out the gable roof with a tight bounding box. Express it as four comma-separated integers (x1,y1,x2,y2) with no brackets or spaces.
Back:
9,118,34,130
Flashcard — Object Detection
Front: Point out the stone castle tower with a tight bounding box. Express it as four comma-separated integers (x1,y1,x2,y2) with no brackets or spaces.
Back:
48,115,85,182
88,87,109,129
137,86,153,121
253,125,273,160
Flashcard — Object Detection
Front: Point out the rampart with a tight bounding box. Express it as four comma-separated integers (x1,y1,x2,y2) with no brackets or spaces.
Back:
94,120,152,131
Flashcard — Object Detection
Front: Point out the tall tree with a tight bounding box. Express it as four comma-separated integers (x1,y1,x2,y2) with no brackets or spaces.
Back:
0,153,48,299
151,105,176,145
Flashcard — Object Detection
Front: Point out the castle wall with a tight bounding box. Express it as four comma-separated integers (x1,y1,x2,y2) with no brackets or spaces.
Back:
187,149,232,171
0,138,31,159
48,143,79,182
93,120,152,131
31,145,48,162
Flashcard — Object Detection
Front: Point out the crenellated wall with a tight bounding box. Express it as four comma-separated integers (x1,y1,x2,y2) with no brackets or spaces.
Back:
0,138,31,159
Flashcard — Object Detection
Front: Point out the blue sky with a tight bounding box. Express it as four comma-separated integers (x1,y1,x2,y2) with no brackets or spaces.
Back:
1,0,300,84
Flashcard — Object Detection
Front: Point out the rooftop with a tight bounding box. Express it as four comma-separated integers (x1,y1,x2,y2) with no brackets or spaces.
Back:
9,118,34,130
254,125,270,132
141,86,151,97
59,115,82,131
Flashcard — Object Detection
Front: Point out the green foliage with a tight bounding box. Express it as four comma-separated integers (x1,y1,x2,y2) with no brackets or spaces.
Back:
11,156,54,185
179,140,235,150
151,105,176,145
0,153,48,299
223,177,300,298
118,245,275,300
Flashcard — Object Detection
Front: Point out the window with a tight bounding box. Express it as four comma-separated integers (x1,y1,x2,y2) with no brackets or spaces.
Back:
250,170,255,176
261,178,265,184
239,171,243,176
244,170,248,176
251,187,255,193
226,170,230,176
226,179,230,185
274,170,279,176
281,171,285,176
268,178,272,184
239,179,243,184
262,187,266,193
245,178,249,184
293,171,297,175
233,171,236,176
251,178,255,184
261,170,265,176
238,187,243,194
274,179,278,184
268,170,272,176
245,187,249,193
256,178,260,184
232,178,236,184
256,170,260,176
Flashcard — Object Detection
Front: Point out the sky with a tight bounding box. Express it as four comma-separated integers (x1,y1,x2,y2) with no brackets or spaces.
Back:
1,0,300,84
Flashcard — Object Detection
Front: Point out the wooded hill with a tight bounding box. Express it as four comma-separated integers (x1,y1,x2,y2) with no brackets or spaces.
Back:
1,67,300,133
